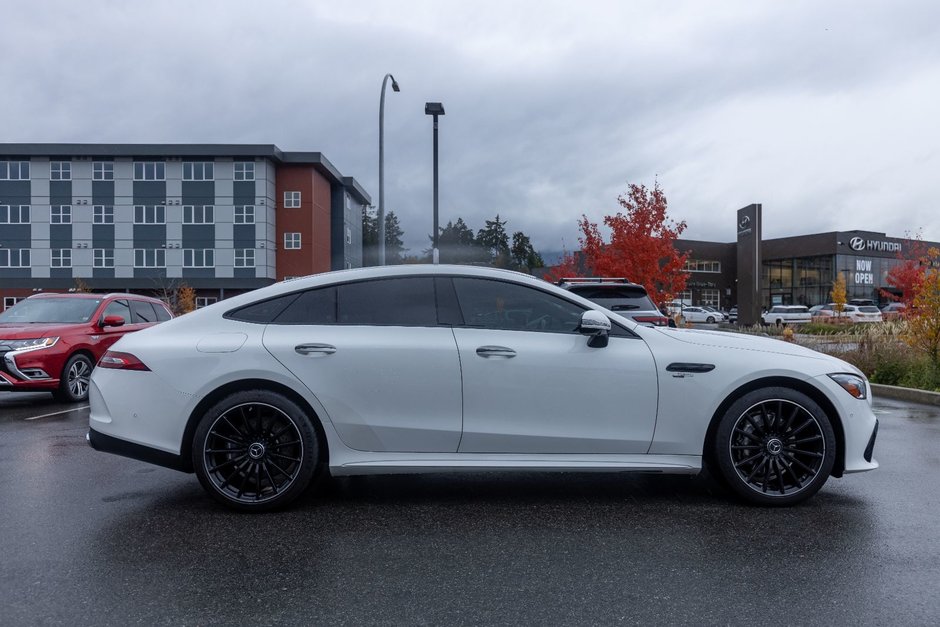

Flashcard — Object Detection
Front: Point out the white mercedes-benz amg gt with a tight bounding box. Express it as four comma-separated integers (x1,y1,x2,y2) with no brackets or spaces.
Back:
88,265,878,511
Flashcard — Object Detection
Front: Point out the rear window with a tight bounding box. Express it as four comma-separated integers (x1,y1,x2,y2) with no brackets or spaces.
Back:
858,306,880,313
566,286,657,312
130,300,158,323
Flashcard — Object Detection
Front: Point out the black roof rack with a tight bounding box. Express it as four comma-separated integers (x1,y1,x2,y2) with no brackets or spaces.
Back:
556,277,633,285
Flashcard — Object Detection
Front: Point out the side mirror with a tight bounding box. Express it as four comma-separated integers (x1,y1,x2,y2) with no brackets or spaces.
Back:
101,315,126,328
579,310,611,348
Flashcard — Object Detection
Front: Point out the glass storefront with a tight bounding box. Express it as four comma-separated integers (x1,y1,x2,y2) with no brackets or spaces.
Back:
760,254,905,308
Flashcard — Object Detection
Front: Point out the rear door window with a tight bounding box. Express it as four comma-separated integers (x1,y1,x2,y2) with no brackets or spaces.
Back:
129,300,158,323
453,277,584,333
336,278,436,326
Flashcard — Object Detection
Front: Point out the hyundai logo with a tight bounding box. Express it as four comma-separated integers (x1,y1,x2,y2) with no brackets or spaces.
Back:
849,237,866,251
738,215,751,230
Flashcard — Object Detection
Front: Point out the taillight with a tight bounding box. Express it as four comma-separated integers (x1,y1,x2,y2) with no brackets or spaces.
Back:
634,316,670,327
98,351,151,371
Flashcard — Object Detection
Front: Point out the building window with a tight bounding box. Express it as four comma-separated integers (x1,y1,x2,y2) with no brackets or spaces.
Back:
234,162,255,181
283,191,301,208
0,205,30,224
51,249,72,268
134,249,166,268
684,260,721,273
701,289,721,309
51,205,72,224
0,249,30,268
134,205,166,224
183,161,214,181
183,249,215,268
50,161,71,180
677,290,692,304
133,162,166,181
93,162,114,180
183,205,214,224
196,297,218,308
284,232,301,249
234,205,255,224
345,227,352,245
0,161,30,180
344,195,350,211
234,249,255,268
4,296,25,310
93,249,114,268
93,205,114,224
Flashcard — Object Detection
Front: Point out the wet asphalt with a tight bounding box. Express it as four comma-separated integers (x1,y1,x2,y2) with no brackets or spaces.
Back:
0,392,938,626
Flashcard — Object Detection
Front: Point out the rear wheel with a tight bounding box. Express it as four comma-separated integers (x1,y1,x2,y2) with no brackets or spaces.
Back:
714,387,836,506
706,316,715,323
193,390,321,512
53,353,93,403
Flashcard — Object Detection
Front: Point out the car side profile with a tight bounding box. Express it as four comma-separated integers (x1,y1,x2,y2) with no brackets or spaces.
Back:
0,293,172,402
87,266,878,511
762,305,812,326
679,306,724,323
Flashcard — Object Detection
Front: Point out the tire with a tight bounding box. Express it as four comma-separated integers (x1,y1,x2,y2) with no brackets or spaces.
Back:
192,389,321,512
713,386,836,506
53,353,94,403
706,316,715,323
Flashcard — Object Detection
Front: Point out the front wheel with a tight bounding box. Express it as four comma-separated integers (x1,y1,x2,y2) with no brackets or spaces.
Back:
53,353,94,403
713,387,836,506
706,316,715,323
192,390,321,512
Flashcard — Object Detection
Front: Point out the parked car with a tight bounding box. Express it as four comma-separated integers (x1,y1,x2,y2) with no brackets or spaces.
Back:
728,307,738,324
87,265,877,511
556,278,670,327
880,302,907,320
813,304,884,324
678,306,724,323
0,293,173,402
761,305,812,326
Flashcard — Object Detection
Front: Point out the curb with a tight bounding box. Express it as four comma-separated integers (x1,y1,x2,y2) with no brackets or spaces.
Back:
871,383,940,407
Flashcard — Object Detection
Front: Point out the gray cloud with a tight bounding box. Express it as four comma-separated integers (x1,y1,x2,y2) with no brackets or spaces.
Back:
2,0,939,257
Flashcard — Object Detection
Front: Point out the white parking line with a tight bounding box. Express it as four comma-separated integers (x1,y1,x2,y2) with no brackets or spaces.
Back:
24,405,90,421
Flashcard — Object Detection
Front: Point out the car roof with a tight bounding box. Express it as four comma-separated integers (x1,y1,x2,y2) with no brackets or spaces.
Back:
28,292,167,304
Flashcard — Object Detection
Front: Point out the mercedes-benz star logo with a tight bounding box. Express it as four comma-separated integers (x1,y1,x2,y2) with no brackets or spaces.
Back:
248,442,266,460
738,215,751,231
849,236,866,251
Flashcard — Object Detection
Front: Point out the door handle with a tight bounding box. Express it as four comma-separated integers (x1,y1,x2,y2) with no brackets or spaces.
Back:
295,343,337,356
475,345,516,358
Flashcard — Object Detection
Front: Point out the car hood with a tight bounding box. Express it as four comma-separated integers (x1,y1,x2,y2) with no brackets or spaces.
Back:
0,322,89,339
656,327,837,361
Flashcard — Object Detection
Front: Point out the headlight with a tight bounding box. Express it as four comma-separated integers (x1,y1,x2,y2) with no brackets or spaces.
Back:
828,373,867,400
0,337,60,351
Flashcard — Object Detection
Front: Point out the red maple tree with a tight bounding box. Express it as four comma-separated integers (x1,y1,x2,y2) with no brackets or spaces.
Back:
883,233,929,307
549,182,688,306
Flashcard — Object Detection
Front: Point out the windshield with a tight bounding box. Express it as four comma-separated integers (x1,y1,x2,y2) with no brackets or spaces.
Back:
0,297,102,324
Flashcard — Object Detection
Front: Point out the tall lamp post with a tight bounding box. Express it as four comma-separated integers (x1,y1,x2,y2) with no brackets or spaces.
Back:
378,73,400,265
425,102,445,264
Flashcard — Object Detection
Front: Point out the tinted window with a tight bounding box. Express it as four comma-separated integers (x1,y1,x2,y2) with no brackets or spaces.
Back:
0,297,101,323
337,278,436,326
102,299,131,324
566,285,657,312
453,278,584,333
153,303,172,322
275,287,336,325
130,300,158,323
228,293,300,323
859,306,880,313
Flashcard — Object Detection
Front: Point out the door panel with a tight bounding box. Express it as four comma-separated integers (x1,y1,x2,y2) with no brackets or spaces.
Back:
263,325,463,453
454,328,658,454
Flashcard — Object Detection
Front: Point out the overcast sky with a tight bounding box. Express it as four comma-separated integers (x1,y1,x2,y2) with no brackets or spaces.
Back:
3,0,939,257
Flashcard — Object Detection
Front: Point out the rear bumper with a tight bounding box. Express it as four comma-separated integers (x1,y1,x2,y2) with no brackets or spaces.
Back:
87,427,190,473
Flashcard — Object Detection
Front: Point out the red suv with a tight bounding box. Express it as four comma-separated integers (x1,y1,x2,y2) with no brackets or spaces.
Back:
0,293,173,402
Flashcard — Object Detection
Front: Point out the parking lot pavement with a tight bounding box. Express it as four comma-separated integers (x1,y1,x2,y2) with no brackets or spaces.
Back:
0,396,938,625
0,392,87,423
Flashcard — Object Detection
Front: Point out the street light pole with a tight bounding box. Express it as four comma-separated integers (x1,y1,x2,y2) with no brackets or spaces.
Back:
378,73,400,265
425,102,445,264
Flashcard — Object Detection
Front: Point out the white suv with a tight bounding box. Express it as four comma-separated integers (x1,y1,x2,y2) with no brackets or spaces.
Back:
762,305,812,326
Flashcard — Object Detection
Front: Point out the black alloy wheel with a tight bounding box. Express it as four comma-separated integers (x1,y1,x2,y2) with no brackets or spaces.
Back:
193,390,320,511
54,353,93,402
715,387,835,506
706,316,715,323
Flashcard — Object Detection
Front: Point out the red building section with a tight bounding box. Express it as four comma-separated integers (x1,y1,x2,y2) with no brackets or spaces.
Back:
275,165,333,280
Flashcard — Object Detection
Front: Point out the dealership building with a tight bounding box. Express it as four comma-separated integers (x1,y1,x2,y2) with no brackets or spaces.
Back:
676,204,940,325
0,144,370,310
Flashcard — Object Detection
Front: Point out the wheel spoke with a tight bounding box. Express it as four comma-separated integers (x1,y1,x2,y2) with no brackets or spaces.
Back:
761,459,771,492
266,458,295,481
209,432,244,446
775,460,787,494
205,447,246,454
269,452,301,463
218,458,250,490
784,448,823,458
221,416,247,440
744,412,765,436
790,418,815,437
790,435,822,445
271,439,302,449
745,457,768,482
208,453,248,474
779,457,803,489
262,463,279,494
733,451,765,468
734,427,762,443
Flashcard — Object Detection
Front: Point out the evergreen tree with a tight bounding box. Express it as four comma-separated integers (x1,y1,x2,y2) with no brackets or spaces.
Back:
510,231,544,271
